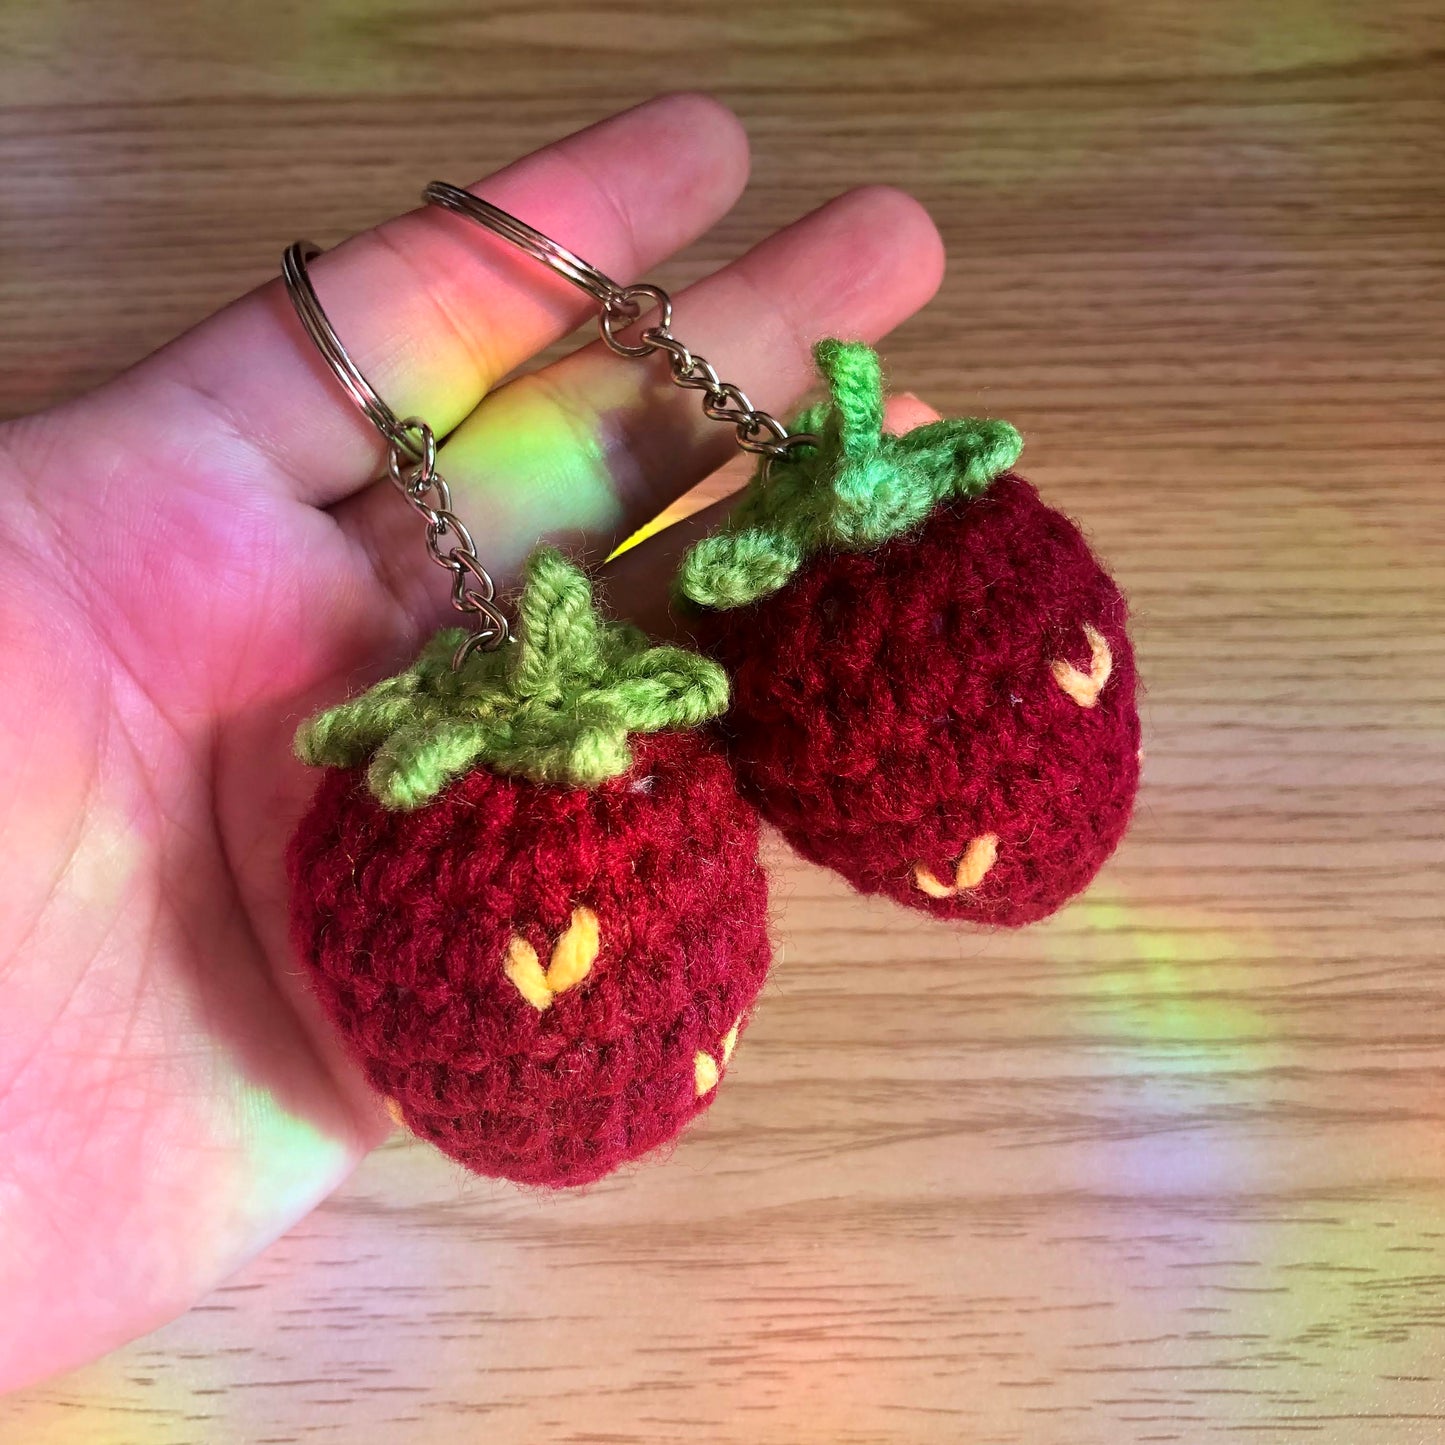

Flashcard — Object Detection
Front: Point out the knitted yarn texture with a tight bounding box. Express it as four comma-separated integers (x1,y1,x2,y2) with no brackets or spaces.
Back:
288,548,770,1186
680,342,1141,927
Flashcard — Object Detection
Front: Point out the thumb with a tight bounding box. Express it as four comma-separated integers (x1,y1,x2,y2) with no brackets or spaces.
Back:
883,391,944,434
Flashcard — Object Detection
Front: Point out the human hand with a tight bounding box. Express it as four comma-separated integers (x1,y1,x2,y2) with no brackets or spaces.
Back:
0,92,944,1390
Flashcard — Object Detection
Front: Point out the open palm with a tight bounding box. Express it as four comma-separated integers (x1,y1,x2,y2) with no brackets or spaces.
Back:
0,94,943,1390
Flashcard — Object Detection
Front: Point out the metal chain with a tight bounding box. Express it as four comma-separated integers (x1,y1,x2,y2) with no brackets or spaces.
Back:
281,238,509,670
382,281,810,672
380,276,810,673
384,415,510,668
293,198,822,676
598,283,818,469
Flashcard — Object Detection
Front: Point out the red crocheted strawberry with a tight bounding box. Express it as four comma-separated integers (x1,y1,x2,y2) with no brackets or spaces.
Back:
677,341,1140,927
288,548,770,1187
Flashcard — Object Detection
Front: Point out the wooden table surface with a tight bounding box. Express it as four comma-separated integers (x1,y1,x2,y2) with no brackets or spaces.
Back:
3,3,1443,1442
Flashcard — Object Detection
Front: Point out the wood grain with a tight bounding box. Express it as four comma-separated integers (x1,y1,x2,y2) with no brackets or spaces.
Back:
2,2,1443,1441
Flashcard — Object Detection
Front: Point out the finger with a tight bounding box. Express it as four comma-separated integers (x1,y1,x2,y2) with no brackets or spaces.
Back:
605,394,946,638
335,186,945,635
82,93,751,506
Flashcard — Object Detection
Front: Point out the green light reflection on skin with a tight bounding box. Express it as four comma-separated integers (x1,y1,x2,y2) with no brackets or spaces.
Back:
437,370,631,559
225,1079,356,1237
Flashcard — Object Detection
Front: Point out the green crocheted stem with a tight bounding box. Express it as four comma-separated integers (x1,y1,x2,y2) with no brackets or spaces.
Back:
677,339,1024,610
296,546,729,808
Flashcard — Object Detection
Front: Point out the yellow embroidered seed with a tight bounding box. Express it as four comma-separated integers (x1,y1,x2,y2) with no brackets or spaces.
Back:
1050,623,1113,708
954,833,999,889
504,935,554,1011
694,1051,721,1096
545,906,600,994
504,907,603,1011
913,833,1000,898
720,1021,740,1064
383,1097,407,1128
913,864,954,899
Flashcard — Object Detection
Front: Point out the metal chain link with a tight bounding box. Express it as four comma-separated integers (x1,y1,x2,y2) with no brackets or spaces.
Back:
598,284,818,470
384,415,510,668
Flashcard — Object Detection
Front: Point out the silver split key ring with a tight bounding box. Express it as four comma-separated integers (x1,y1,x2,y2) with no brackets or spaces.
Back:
421,182,820,477
280,239,510,668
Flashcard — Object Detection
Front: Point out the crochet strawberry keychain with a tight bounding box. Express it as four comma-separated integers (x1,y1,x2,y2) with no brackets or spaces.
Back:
676,340,1141,926
281,231,770,1188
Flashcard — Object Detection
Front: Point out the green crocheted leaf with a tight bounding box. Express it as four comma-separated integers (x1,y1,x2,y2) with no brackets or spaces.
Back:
296,547,729,807
677,339,1023,610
